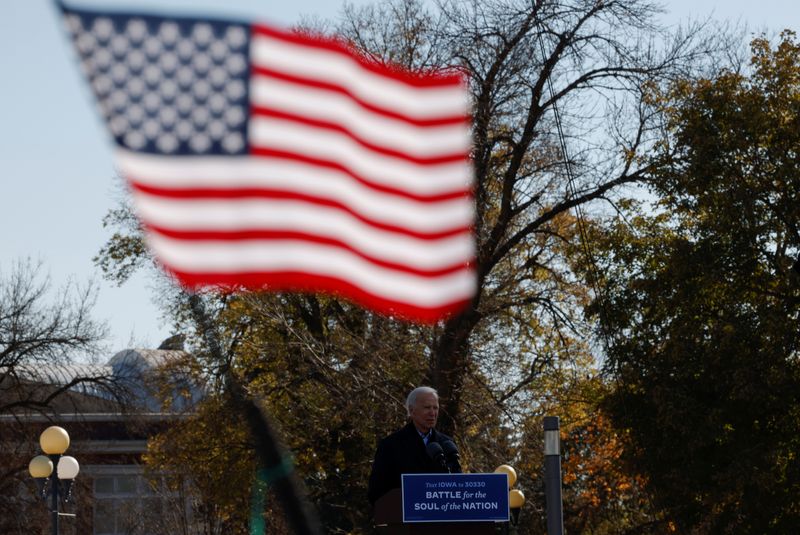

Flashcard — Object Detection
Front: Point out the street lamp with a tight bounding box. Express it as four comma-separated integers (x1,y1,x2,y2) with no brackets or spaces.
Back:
494,464,517,487
509,488,525,525
494,464,526,531
28,426,80,535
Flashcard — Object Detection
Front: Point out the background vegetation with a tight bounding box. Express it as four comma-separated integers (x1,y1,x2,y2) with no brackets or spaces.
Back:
6,1,798,534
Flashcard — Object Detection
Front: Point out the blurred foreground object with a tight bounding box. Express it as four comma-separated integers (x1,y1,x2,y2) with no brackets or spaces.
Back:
59,1,475,323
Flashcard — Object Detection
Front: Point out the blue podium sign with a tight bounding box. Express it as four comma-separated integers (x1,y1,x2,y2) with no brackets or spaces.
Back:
401,473,510,523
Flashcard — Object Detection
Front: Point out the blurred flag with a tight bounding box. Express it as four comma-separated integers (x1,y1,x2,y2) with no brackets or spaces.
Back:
60,3,475,322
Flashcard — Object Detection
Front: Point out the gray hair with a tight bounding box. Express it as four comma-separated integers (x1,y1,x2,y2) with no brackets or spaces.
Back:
406,386,438,417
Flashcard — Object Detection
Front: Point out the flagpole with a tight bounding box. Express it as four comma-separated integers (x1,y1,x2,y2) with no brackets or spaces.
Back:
189,294,322,535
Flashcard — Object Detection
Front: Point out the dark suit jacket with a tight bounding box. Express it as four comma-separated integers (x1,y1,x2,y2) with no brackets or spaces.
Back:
367,422,457,505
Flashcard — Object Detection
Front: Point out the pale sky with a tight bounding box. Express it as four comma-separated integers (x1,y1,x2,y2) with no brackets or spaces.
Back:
1,0,797,354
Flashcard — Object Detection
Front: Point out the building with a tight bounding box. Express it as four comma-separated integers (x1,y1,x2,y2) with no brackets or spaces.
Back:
0,343,203,535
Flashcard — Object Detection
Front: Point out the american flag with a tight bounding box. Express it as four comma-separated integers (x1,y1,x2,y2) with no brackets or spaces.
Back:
61,4,476,322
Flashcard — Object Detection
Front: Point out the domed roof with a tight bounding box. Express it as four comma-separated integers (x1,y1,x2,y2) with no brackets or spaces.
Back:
107,348,186,374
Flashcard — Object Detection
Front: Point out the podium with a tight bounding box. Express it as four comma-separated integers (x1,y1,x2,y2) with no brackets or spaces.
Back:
374,489,497,534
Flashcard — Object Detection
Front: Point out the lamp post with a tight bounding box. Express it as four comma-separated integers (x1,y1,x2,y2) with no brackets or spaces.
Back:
509,488,525,526
28,426,80,535
544,416,564,535
495,464,526,533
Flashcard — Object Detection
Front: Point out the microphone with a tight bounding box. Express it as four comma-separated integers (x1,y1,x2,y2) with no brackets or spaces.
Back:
426,442,449,473
440,439,462,473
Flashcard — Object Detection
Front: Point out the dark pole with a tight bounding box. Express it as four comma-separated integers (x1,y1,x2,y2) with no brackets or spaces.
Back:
189,294,322,535
49,454,60,535
544,416,563,535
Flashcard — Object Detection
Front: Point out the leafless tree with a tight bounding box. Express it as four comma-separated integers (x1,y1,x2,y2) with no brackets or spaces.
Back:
0,259,117,533
0,258,114,415
341,0,724,434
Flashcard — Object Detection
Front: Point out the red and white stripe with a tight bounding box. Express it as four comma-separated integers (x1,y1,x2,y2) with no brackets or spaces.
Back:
120,23,476,322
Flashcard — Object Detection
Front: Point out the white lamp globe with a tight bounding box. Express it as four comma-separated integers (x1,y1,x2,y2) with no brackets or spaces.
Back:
57,456,80,480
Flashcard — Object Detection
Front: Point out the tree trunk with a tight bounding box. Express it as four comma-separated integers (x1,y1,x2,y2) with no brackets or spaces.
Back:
429,306,481,436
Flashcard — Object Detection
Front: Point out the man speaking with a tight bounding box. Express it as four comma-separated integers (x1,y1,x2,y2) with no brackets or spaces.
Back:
368,386,461,505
